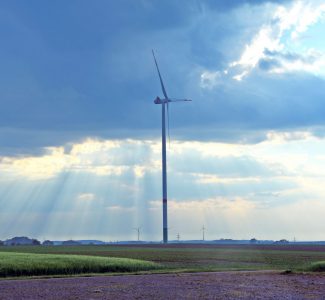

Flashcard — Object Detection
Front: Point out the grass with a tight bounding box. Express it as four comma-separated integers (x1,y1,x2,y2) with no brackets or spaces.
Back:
307,261,325,272
1,244,325,277
0,252,161,277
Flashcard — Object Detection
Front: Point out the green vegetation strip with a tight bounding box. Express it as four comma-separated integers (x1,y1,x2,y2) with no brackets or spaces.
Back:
307,261,325,272
0,252,161,277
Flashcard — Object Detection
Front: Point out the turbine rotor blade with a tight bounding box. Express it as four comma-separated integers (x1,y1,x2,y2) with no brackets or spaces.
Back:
169,98,192,102
152,50,168,99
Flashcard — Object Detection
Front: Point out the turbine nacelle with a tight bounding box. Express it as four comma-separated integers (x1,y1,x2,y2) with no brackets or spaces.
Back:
154,96,169,104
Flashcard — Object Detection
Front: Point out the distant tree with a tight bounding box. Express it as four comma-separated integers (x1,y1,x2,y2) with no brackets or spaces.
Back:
5,236,36,246
250,238,258,244
279,239,289,244
274,239,289,244
42,240,54,246
32,239,41,245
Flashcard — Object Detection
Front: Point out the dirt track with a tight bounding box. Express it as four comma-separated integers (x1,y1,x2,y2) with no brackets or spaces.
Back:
0,271,324,300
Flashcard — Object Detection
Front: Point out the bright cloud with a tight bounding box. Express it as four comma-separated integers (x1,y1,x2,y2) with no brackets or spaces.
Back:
0,147,75,180
0,139,158,180
1,132,325,240
200,71,222,88
76,193,96,201
230,25,282,80
202,1,325,83
275,1,325,39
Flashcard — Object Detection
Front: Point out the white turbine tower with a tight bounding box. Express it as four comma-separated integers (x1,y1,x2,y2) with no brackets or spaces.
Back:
152,50,191,244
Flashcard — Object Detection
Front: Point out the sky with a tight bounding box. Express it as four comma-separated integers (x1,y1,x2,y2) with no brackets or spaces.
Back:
1,0,325,242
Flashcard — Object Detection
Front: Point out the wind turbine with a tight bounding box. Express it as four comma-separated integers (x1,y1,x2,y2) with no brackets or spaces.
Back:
152,50,191,244
201,225,206,241
133,227,141,242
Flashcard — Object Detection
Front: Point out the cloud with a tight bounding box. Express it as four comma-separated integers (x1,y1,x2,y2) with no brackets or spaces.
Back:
170,151,283,178
260,49,325,75
226,1,325,80
2,0,325,241
76,193,96,201
201,0,291,12
0,136,305,211
0,1,292,152
1,135,325,240
166,197,325,240
0,0,325,159
200,71,222,89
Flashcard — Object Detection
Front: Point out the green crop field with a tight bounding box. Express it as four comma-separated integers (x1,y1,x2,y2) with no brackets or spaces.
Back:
1,244,325,277
0,252,161,277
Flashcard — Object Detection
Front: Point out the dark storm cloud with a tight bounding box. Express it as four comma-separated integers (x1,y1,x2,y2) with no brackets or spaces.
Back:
2,0,325,155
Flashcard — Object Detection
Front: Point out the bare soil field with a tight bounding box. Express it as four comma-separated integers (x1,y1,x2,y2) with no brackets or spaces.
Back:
0,271,324,300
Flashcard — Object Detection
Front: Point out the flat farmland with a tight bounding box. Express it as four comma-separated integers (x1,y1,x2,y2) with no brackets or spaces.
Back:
1,244,325,273
1,244,325,299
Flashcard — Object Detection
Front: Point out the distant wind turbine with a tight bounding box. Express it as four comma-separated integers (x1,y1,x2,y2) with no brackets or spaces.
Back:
152,50,192,244
133,227,141,242
201,225,206,241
